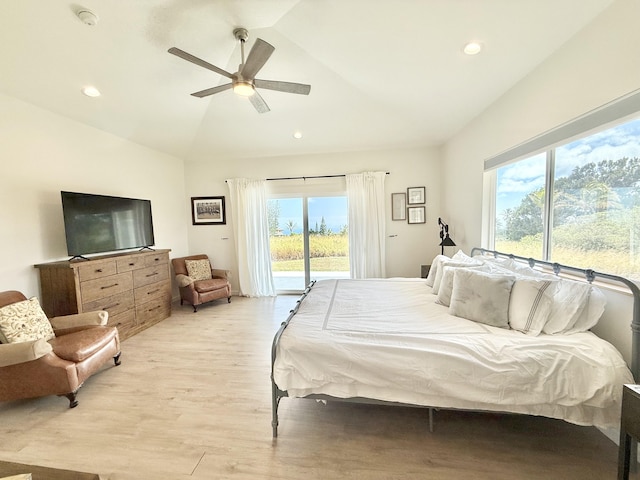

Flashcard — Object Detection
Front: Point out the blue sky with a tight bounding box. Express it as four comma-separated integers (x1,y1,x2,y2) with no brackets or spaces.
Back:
496,117,640,215
270,196,348,234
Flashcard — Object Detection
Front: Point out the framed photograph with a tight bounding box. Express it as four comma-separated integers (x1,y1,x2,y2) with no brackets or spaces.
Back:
407,186,426,205
391,193,407,221
407,206,426,224
191,196,226,225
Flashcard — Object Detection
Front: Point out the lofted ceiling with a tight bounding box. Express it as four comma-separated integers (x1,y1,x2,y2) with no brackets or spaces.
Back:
1,0,614,161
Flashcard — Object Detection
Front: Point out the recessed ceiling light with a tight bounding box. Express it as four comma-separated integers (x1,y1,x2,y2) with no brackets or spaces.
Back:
293,131,303,139
82,86,101,97
463,42,482,55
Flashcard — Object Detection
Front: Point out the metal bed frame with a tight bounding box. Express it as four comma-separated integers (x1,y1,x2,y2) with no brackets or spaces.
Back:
270,248,640,438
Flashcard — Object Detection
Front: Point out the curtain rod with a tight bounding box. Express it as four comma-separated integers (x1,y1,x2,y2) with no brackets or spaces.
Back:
266,172,390,181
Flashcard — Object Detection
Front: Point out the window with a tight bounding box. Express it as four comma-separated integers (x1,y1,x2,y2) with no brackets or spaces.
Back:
490,116,640,280
266,176,350,292
495,153,546,259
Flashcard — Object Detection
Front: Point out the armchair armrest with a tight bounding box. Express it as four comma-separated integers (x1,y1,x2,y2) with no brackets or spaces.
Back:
211,268,230,280
50,310,108,330
0,338,53,367
176,274,195,288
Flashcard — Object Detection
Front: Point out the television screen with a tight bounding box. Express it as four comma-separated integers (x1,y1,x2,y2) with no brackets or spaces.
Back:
61,191,155,257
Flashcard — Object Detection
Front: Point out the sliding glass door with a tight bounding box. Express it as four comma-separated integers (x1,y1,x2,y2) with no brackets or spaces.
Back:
268,196,349,292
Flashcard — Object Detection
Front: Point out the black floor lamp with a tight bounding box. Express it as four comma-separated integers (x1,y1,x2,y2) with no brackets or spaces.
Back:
438,217,456,255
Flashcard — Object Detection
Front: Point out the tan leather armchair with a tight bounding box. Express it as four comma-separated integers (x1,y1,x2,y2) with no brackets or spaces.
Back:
171,254,231,312
0,290,121,408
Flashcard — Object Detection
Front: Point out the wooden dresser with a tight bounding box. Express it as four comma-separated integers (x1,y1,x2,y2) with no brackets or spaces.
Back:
35,249,171,340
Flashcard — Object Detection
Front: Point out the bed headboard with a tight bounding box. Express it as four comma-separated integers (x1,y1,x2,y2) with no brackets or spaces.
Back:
471,247,640,382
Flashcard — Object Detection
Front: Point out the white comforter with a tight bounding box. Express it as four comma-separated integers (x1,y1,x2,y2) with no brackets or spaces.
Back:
273,278,634,429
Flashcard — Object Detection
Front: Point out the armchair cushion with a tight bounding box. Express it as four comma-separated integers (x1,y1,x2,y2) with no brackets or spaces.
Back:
0,338,52,367
0,297,55,344
48,327,118,363
185,259,212,281
194,278,230,294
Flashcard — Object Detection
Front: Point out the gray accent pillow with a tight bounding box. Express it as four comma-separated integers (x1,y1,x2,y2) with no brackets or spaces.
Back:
449,269,515,329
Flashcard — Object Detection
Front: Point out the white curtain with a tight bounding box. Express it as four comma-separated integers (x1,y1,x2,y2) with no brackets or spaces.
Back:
346,171,387,278
226,178,276,297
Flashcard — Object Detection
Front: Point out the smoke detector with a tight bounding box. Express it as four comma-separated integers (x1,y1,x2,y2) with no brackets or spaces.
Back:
76,9,99,26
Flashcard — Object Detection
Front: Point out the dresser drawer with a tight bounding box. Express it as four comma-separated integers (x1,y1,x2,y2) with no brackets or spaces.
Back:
133,264,169,288
83,290,134,317
116,255,146,273
134,281,171,304
80,272,133,303
77,260,117,282
144,252,169,267
108,309,136,339
135,297,170,326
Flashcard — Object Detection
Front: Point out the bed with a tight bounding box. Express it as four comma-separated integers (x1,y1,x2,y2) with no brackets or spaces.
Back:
270,248,640,437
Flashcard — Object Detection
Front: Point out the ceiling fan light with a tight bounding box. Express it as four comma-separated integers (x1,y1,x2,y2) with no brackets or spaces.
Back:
233,82,255,97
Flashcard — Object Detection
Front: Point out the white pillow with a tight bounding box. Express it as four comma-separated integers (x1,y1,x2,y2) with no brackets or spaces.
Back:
508,278,556,335
478,256,517,270
452,250,474,262
564,286,607,334
480,257,555,281
425,255,449,287
432,259,481,295
436,264,488,307
449,269,516,329
542,279,591,334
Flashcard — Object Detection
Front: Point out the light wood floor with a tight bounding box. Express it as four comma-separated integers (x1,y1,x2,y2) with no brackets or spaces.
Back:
0,295,631,479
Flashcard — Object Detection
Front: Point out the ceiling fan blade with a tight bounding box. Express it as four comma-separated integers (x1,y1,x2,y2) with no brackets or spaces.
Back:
191,83,233,98
168,47,234,80
240,38,275,80
248,90,270,114
254,79,311,95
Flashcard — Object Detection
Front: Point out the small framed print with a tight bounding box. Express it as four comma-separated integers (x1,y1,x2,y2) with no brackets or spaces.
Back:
407,206,426,224
407,186,425,205
391,193,407,221
191,196,226,225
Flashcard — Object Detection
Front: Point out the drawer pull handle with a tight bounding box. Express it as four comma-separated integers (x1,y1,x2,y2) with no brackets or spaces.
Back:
148,306,162,312
103,303,120,310
96,269,103,273
129,263,135,266
146,272,158,278
147,289,160,295
101,283,119,290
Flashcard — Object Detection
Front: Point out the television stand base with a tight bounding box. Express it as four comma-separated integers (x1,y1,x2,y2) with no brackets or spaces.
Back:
69,255,89,261
139,246,155,252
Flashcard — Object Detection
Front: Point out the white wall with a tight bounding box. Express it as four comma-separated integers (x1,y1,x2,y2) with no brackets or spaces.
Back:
184,147,442,292
0,93,189,298
441,0,640,253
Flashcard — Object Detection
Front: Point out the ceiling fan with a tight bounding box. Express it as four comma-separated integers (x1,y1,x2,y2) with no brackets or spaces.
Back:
168,27,311,113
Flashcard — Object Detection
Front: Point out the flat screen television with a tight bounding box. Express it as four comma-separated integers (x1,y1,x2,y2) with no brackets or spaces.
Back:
61,191,155,258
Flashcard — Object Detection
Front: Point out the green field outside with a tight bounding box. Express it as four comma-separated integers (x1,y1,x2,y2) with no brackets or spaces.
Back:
496,240,640,280
270,234,349,272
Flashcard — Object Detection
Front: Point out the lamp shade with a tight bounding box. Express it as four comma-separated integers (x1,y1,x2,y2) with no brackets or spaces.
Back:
440,234,456,247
